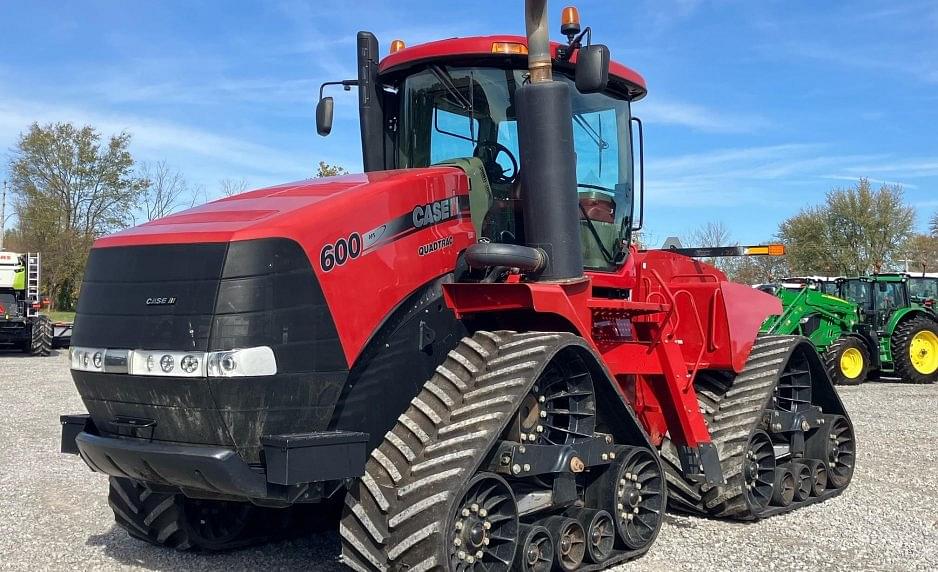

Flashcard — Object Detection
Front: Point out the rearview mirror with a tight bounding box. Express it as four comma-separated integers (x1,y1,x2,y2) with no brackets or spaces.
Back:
316,97,334,136
576,44,610,94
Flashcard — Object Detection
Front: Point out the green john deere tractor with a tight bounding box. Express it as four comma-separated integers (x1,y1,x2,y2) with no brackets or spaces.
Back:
759,279,872,386
908,274,938,305
837,274,938,384
760,274,938,385
0,251,52,355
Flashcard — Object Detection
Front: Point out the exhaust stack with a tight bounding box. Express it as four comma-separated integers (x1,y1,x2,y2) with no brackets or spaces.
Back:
517,0,584,281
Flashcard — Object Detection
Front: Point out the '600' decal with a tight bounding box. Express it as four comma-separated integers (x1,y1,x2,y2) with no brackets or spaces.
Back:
320,233,362,272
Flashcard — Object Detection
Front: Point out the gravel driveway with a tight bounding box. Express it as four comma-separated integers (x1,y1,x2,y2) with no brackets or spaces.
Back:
1,350,935,571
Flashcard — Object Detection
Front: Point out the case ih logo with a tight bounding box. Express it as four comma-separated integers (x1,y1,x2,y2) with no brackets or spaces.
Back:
145,297,177,306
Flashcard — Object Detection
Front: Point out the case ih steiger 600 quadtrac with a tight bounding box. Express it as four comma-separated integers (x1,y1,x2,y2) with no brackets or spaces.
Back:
60,3,856,570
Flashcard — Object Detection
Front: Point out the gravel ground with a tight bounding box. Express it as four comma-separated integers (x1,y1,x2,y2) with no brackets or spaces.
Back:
1,350,935,571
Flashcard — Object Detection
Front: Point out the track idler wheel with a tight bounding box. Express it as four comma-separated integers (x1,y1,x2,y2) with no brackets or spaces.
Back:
791,463,812,503
807,415,856,489
804,459,828,496
543,516,586,572
449,473,519,569
513,524,553,572
771,467,796,507
743,431,776,513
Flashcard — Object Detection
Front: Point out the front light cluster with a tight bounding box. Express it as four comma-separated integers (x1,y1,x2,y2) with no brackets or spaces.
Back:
70,346,277,378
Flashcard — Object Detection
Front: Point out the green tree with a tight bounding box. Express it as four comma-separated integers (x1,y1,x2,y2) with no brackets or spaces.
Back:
9,122,145,308
316,161,348,178
904,233,938,273
779,179,915,275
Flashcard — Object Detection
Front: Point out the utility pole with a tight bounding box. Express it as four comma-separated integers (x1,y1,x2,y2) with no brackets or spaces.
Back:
0,180,7,251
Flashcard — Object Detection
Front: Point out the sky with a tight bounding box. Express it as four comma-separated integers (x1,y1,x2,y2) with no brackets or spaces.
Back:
1,0,937,244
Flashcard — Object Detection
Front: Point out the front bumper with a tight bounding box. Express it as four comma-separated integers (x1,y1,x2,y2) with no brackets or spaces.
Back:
61,414,367,504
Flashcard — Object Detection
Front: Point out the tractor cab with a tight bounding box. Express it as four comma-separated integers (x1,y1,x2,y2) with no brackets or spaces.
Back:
838,275,916,329
317,33,647,272
908,275,938,307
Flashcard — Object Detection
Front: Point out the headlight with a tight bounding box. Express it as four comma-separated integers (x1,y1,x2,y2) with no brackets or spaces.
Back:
128,350,204,378
70,347,107,372
206,347,277,377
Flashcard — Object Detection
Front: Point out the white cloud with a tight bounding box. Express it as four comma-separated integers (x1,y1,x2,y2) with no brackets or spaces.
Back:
637,99,772,133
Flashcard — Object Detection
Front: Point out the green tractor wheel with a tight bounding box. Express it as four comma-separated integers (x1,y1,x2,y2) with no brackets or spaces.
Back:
892,316,938,384
823,337,870,386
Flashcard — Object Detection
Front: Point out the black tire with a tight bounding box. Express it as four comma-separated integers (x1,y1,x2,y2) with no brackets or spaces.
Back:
891,316,938,384
27,315,52,356
107,477,270,551
823,336,870,386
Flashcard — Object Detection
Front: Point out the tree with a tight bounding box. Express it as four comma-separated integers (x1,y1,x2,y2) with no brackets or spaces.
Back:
930,212,938,236
779,179,915,275
904,233,938,274
219,178,247,197
9,122,145,308
685,221,735,272
729,255,791,285
137,161,197,222
316,161,347,178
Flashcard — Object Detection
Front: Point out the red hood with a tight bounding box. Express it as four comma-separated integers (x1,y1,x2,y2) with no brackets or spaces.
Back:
96,168,462,248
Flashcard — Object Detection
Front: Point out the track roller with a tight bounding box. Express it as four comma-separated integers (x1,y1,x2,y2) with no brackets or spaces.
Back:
792,463,812,502
804,459,828,496
543,516,586,572
567,509,615,564
513,524,553,572
771,467,796,507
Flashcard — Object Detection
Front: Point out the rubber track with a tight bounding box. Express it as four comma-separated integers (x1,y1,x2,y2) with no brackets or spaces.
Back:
340,331,650,572
661,335,836,519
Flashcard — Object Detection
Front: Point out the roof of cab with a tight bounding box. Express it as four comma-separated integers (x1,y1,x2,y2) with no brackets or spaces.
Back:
378,35,647,100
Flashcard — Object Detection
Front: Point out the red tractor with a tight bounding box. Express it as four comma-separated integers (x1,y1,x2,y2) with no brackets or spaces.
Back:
61,3,855,570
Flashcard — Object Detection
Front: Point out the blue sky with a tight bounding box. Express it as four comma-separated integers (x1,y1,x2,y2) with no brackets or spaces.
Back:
1,0,937,244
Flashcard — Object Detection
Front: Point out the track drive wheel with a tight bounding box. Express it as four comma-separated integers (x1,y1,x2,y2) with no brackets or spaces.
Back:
27,315,52,356
823,336,870,386
892,316,938,383
107,477,264,550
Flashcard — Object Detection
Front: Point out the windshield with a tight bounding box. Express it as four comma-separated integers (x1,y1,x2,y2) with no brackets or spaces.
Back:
840,280,872,309
909,277,938,300
398,65,633,271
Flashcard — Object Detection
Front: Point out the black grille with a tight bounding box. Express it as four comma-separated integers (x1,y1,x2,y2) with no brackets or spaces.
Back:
73,238,346,373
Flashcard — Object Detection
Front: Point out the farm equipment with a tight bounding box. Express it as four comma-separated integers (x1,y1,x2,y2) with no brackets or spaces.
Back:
908,274,938,305
0,251,52,355
759,282,871,385
59,3,855,570
836,274,938,384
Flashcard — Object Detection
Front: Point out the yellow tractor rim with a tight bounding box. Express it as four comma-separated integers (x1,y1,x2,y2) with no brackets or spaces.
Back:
910,330,938,375
839,347,864,379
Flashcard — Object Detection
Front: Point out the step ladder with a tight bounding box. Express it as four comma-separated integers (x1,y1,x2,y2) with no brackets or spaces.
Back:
26,252,40,318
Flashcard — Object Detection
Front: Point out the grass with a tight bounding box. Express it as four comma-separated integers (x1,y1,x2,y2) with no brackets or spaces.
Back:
45,311,75,322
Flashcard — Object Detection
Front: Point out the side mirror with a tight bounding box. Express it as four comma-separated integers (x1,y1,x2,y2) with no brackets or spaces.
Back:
575,44,610,94
316,97,335,136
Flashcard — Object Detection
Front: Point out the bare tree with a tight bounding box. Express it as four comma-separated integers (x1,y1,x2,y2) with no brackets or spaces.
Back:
138,161,191,221
219,178,247,197
930,212,938,236
685,221,735,272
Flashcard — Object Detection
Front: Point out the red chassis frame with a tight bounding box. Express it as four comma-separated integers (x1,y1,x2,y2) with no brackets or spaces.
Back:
443,246,781,479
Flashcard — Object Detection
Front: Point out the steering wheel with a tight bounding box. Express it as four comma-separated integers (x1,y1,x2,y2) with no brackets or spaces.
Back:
474,141,519,185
